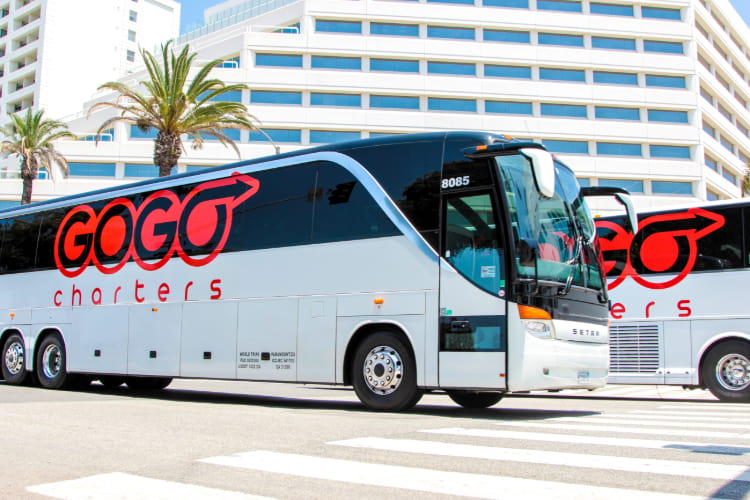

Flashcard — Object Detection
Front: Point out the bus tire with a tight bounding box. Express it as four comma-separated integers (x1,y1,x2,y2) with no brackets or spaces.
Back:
125,376,173,391
2,333,28,385
447,390,503,409
701,340,750,402
35,333,69,390
351,331,422,411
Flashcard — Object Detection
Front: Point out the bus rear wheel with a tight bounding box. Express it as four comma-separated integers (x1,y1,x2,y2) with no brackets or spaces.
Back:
2,333,28,385
35,333,70,389
702,340,750,402
352,331,422,411
447,390,504,409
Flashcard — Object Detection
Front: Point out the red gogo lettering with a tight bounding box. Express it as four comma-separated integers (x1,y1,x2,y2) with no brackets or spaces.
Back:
53,173,260,277
595,208,724,290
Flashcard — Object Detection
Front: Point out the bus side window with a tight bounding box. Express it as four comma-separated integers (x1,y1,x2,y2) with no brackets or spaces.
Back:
2,214,43,274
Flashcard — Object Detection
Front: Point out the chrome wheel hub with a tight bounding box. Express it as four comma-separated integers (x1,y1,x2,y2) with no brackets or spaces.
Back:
41,344,62,380
716,353,750,391
4,341,24,375
362,345,403,395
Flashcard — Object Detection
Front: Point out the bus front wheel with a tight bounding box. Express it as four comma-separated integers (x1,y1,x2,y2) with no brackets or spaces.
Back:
447,390,503,409
2,333,28,385
352,331,422,411
702,340,750,402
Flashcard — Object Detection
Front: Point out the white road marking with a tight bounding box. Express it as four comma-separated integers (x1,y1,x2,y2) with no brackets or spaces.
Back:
628,410,750,420
199,450,707,500
555,416,750,430
659,404,749,411
27,472,273,500
329,437,750,481
493,421,750,439
421,427,750,455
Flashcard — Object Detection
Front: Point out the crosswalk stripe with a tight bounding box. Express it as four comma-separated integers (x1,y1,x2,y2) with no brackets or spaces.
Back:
26,472,273,500
659,404,749,411
198,450,705,500
329,437,750,482
421,427,750,455
494,421,748,439
555,416,750,430
629,410,750,420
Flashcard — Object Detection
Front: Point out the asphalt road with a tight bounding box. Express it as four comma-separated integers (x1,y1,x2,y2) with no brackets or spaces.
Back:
1,379,747,500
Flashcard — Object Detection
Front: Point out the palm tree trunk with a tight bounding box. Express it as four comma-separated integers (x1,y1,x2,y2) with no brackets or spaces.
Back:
154,131,182,177
21,175,33,205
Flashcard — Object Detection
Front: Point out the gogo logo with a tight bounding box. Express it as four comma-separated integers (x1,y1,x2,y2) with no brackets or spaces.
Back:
53,173,260,278
596,207,724,290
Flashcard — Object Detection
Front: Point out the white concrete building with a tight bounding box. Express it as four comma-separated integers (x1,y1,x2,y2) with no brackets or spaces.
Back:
1,0,749,214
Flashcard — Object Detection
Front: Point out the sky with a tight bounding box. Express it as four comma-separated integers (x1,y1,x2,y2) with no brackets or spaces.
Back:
176,0,750,34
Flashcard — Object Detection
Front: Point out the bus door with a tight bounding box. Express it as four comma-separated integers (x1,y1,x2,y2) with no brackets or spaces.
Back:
438,189,508,390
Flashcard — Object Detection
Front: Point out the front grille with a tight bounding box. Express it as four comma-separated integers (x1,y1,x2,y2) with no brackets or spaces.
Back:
609,323,660,374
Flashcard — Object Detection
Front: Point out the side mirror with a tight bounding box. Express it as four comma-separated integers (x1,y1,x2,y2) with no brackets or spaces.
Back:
518,237,539,267
581,186,639,234
521,148,555,199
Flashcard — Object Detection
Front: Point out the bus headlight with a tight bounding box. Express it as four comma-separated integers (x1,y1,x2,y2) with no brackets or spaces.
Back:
523,320,553,339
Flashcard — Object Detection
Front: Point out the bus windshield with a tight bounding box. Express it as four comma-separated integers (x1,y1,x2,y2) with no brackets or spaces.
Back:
495,153,603,291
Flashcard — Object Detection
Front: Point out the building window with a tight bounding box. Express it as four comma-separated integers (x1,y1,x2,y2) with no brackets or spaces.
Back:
428,97,477,112
577,178,591,187
706,190,719,201
537,0,582,12
647,110,689,123
596,142,642,156
483,29,530,43
641,6,681,21
702,122,716,137
598,178,644,193
541,103,587,117
650,145,691,159
543,140,589,154
370,95,420,109
126,50,135,62
428,0,474,4
128,10,137,22
538,33,584,47
310,93,361,107
249,129,302,143
68,162,117,177
539,67,585,82
645,75,686,88
427,26,475,39
720,136,735,153
370,22,419,37
591,36,636,51
722,170,737,185
590,2,633,16
594,106,640,120
485,100,533,115
250,91,302,105
124,164,158,178
127,30,136,42
484,65,531,79
427,61,475,75
315,20,362,34
482,0,528,7
593,71,638,85
370,58,419,72
644,40,684,54
704,154,718,171
130,125,158,139
311,56,361,70
652,181,692,195
255,53,303,67
310,130,360,143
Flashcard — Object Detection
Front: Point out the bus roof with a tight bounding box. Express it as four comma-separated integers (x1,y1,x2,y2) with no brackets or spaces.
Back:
0,130,520,217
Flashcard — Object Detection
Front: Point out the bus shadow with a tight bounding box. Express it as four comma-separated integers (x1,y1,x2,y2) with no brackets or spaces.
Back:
73,383,600,420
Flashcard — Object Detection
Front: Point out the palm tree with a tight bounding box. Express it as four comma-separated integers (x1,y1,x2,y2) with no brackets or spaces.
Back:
90,41,257,177
0,109,75,205
743,167,750,197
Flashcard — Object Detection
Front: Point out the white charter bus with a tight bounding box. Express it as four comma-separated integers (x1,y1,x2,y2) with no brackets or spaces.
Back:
596,199,750,402
0,132,631,411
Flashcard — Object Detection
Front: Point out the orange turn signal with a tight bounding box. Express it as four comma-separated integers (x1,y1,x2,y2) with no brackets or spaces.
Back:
374,298,384,305
518,305,551,320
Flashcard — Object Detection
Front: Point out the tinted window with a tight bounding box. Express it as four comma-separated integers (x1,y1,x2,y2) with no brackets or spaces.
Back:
485,65,531,79
594,71,638,85
646,75,686,88
538,33,584,47
311,56,361,70
428,98,477,112
68,162,117,177
641,6,681,20
427,26,475,39
1,214,42,273
250,91,302,104
485,101,533,115
644,40,683,54
595,107,640,120
541,103,587,117
427,62,475,75
590,2,633,16
255,54,303,67
539,68,585,82
312,162,400,243
370,95,420,109
596,143,642,156
482,0,527,6
543,140,589,154
35,209,67,271
315,20,361,33
370,23,419,36
310,93,361,107
370,58,419,73
592,36,636,51
249,129,302,143
537,0,581,12
484,30,530,43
